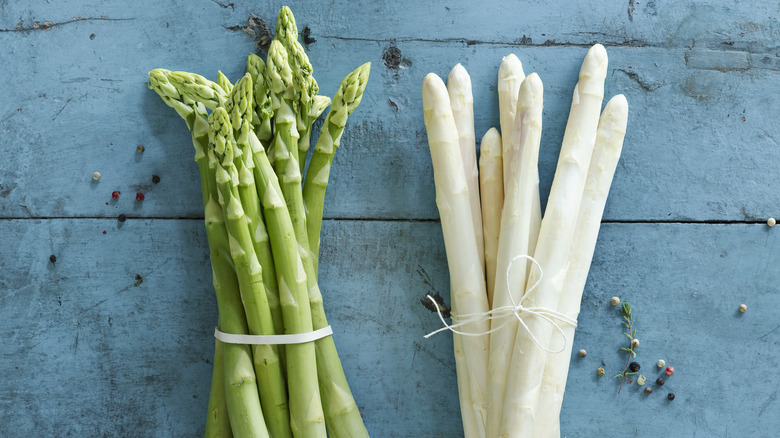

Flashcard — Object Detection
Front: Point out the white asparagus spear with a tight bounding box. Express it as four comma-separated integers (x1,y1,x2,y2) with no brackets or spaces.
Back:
423,72,490,438
448,64,485,277
499,44,608,438
497,54,526,191
479,128,503,306
532,95,628,438
485,72,544,438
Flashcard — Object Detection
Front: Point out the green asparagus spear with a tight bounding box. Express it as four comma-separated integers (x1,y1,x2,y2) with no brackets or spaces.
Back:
209,107,293,438
242,122,327,438
303,62,371,271
205,339,233,438
228,74,285,339
274,6,322,175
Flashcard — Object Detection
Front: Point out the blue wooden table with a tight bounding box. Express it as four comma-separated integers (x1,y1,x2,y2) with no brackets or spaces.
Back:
1,1,778,436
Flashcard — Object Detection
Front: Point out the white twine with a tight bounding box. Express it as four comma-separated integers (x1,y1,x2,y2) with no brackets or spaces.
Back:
423,254,578,354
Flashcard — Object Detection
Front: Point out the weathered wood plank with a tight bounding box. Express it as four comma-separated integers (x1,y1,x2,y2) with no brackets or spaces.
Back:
0,219,777,435
1,3,778,222
2,0,778,49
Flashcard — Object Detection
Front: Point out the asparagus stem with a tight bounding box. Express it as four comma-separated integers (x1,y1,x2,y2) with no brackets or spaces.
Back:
228,75,285,339
275,6,322,176
478,128,503,306
210,107,293,438
533,95,628,438
487,72,544,438
423,72,489,438
205,340,233,438
500,44,609,438
302,62,371,272
245,124,327,438
447,64,484,280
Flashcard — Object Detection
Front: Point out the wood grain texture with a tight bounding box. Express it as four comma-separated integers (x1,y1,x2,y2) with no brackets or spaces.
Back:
0,0,779,436
1,220,777,436
1,0,778,221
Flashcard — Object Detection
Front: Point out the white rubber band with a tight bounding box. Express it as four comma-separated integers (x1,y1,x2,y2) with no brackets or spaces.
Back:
214,325,333,345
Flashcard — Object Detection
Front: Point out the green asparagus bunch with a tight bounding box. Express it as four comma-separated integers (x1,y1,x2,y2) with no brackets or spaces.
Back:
149,6,371,438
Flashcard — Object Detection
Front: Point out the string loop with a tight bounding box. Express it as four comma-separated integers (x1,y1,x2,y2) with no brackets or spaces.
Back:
424,255,577,354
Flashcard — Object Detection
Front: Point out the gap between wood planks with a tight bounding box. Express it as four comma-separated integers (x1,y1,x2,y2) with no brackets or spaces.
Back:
0,216,772,225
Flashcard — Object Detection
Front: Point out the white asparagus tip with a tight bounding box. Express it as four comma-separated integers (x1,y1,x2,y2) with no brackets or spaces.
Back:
522,72,544,97
422,73,450,110
601,94,629,132
447,63,470,84
482,126,501,143
499,53,523,76
579,44,609,85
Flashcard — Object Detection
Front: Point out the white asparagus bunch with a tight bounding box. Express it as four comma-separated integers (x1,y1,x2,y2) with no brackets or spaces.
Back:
423,72,490,438
422,43,628,438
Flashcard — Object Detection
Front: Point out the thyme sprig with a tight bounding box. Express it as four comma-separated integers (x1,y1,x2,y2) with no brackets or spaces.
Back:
613,301,637,393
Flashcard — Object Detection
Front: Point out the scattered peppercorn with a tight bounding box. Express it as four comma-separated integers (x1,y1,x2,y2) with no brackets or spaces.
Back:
135,192,145,201
136,144,145,153
657,359,666,368
637,375,646,385
597,367,605,376
768,217,776,227
111,191,121,200
644,387,653,395
102,230,107,234
118,214,127,222
629,362,640,372
667,392,675,401
610,296,620,306
92,171,101,181
665,366,675,376
152,174,160,184
739,304,747,313
578,349,587,358
49,254,57,263
631,338,640,348
656,377,665,386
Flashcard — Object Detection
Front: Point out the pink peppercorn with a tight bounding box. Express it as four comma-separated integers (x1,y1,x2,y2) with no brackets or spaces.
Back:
665,366,675,376
111,191,121,200
135,192,145,201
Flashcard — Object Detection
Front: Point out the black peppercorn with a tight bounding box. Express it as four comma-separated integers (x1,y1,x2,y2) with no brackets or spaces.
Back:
644,387,652,395
49,254,57,263
656,377,665,386
667,392,675,401
118,214,127,222
152,174,160,184
629,362,640,372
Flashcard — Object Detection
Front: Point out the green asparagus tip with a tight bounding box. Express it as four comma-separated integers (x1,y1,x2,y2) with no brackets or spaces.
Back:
342,62,371,114
266,40,293,100
209,107,233,159
275,6,298,41
230,74,254,128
